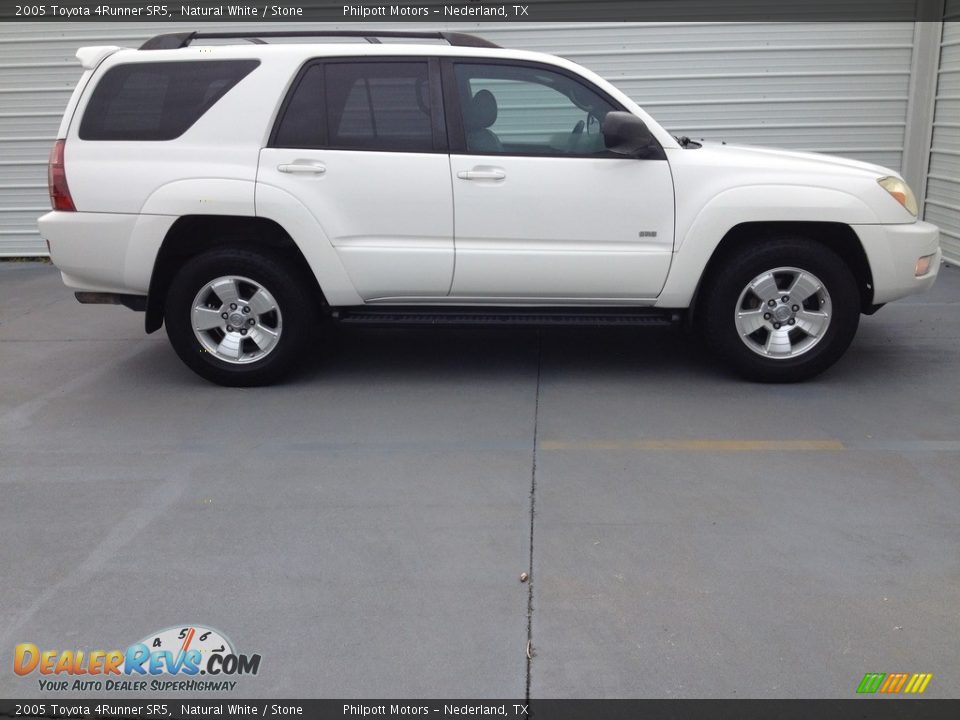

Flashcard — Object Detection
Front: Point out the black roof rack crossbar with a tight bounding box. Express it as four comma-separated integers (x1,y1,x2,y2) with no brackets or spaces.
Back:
139,30,500,51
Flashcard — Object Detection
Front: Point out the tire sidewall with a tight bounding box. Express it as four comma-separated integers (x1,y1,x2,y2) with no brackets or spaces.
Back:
165,250,309,386
704,240,861,382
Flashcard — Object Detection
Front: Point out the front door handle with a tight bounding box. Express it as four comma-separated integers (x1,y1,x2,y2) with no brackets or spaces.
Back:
278,161,326,175
457,168,506,181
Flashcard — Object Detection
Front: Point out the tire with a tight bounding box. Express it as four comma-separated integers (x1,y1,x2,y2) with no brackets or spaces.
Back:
699,236,860,382
164,248,313,386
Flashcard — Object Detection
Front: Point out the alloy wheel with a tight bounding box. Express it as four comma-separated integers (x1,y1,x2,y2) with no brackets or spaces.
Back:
734,266,832,359
190,275,283,364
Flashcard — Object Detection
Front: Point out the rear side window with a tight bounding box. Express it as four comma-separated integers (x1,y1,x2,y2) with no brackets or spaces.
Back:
79,60,259,141
272,64,326,148
273,61,434,152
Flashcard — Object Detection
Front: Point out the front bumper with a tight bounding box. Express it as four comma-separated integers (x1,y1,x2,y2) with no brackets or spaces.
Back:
853,221,941,305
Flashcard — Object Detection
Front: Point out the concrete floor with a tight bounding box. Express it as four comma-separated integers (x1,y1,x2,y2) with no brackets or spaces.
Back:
0,261,958,699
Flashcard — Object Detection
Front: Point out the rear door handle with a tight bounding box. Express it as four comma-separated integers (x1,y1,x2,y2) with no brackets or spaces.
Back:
278,161,326,175
457,169,506,181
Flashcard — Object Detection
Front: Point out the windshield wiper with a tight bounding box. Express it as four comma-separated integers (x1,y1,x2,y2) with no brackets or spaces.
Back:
674,136,702,149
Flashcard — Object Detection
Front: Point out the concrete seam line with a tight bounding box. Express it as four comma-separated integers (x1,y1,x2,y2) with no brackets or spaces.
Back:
525,330,542,704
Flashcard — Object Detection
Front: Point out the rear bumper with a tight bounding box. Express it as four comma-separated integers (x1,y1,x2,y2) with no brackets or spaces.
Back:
37,210,173,295
853,221,941,305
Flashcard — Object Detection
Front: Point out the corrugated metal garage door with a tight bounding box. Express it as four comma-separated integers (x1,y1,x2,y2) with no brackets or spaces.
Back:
0,21,930,256
926,15,960,263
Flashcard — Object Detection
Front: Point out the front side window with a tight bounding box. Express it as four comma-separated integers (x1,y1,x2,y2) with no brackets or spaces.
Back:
79,60,259,141
273,61,434,152
453,63,617,156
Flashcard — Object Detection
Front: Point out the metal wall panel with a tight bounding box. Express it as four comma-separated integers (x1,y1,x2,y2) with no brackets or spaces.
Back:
926,12,960,263
0,21,927,255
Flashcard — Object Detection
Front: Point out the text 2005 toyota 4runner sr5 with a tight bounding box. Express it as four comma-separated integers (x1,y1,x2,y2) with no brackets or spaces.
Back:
38,30,941,386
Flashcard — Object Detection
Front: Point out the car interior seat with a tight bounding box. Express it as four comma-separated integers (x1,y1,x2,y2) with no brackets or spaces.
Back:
464,89,503,153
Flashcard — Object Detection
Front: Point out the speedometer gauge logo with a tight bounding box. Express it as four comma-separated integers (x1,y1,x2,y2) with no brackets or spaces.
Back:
138,625,234,670
126,624,258,677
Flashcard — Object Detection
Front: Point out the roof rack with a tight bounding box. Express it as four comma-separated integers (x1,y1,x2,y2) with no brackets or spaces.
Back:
139,30,501,51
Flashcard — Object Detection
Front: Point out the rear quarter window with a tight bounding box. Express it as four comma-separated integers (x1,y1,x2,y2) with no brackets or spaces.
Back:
78,59,259,141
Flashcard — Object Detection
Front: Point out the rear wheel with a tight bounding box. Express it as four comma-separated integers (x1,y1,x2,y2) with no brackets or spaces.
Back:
699,237,860,382
164,249,312,386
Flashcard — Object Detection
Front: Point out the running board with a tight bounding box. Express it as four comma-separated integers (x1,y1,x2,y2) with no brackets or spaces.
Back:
333,307,680,328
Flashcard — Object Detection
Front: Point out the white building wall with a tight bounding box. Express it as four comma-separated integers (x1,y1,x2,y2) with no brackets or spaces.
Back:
0,21,952,257
925,13,960,262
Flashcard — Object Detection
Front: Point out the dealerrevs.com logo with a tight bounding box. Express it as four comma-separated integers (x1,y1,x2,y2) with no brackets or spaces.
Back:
14,625,261,692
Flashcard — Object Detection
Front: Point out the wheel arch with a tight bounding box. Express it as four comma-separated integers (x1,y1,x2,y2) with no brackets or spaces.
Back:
686,221,876,326
145,215,325,333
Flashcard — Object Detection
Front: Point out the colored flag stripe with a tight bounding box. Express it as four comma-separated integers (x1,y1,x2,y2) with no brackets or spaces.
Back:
860,672,932,694
905,673,934,694
857,673,885,693
880,673,907,693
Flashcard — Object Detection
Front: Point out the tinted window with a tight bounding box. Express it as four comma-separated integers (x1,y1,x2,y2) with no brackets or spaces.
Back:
453,63,617,156
273,61,434,152
79,60,259,141
273,65,326,148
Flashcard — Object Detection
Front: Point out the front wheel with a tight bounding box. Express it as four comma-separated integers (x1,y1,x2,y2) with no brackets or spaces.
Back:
164,249,313,386
699,238,861,382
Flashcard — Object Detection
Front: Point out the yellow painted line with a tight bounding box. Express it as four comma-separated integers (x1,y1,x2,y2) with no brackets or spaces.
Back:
541,439,845,451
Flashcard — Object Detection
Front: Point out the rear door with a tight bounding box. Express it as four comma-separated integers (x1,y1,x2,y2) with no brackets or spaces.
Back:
258,58,453,300
444,60,675,301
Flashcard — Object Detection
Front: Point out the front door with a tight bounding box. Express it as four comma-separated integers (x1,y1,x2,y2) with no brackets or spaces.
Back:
446,60,674,301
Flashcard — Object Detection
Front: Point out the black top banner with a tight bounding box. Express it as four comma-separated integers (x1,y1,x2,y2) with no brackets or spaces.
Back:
0,0,953,23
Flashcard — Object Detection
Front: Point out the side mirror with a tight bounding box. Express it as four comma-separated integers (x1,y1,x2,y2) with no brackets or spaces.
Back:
602,112,655,155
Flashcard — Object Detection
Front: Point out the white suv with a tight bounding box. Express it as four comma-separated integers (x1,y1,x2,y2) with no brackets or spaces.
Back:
38,30,941,386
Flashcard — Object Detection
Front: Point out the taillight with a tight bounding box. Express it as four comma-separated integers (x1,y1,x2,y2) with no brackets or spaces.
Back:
48,139,75,211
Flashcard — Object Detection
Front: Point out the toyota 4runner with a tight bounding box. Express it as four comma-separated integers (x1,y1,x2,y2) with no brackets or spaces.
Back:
38,30,942,386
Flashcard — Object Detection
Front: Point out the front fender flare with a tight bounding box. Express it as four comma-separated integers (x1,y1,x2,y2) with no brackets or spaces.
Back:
657,184,880,308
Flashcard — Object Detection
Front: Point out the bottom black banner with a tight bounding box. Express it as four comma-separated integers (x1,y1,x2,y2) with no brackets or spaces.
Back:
3,699,960,720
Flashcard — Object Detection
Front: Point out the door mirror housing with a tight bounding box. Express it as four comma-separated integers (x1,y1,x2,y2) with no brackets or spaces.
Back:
602,112,655,155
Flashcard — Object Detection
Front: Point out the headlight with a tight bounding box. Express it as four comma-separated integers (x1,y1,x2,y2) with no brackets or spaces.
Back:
878,176,918,217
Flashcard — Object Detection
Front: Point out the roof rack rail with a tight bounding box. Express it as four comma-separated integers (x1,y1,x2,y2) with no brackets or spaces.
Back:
139,30,501,51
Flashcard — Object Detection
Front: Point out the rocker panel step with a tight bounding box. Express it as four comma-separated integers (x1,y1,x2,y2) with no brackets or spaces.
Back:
334,307,680,327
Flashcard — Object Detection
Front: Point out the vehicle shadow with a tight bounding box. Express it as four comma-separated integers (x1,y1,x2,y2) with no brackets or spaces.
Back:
135,314,938,389
295,325,725,386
